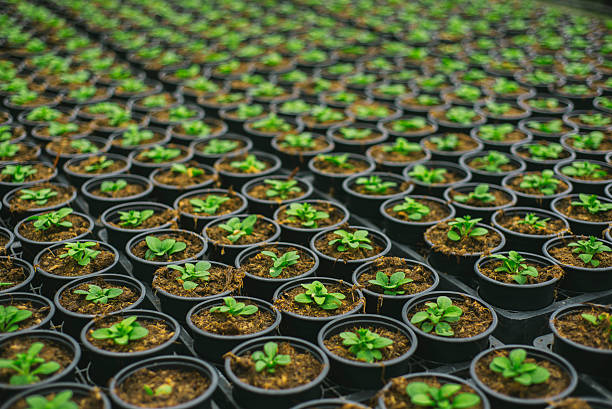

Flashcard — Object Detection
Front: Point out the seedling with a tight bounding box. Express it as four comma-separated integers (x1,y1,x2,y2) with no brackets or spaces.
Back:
119,210,154,227
355,175,397,194
410,296,463,336
24,390,78,409
168,261,211,290
571,131,605,151
49,122,78,137
210,296,258,316
571,194,612,214
470,151,510,173
317,154,354,169
392,197,431,221
230,155,267,173
409,165,447,184
202,139,238,154
0,342,60,385
189,195,230,214
453,184,495,204
528,98,559,110
416,94,441,106
579,113,611,127
279,100,311,115
0,305,32,332
405,382,481,409
491,251,538,284
478,124,515,141
141,146,181,163
492,77,520,94
181,120,211,138
518,213,549,230
2,164,37,183
74,284,123,303
294,280,345,310
27,208,73,231
251,113,292,132
527,143,563,160
311,106,345,123
368,271,413,295
329,229,373,252
284,202,329,228
0,142,19,158
168,106,197,122
69,139,98,154
0,126,12,141
382,137,421,155
581,312,612,342
264,179,302,200
489,348,550,386
171,164,204,177
218,215,258,242
280,133,315,149
59,241,100,266
561,161,607,179
527,119,563,133
447,216,488,241
430,134,459,151
392,118,427,132
338,127,372,140
519,170,560,195
235,104,263,119
121,126,154,146
568,236,611,267
445,107,477,124
339,328,393,363
100,179,127,193
251,342,291,373
454,84,482,102
261,250,300,278
143,384,173,397
18,188,57,205
91,316,149,345
84,156,114,172
144,236,187,260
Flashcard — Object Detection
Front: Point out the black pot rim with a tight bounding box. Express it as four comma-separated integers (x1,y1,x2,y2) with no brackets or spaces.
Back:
549,303,612,356
0,292,55,332
309,225,392,265
81,174,154,204
173,188,248,221
125,228,208,268
491,206,571,240
443,182,518,212
553,158,612,186
241,175,314,205
0,256,35,294
15,210,94,247
550,194,612,227
101,201,177,233
202,213,281,251
342,171,414,200
0,382,111,409
34,239,118,280
542,235,612,273
273,199,350,234
475,251,563,289
379,194,457,227
403,160,472,188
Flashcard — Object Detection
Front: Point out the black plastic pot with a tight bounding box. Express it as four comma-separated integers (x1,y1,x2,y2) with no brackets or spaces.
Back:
341,172,413,217
510,141,577,172
174,188,248,232
81,174,153,217
0,161,58,197
125,229,207,283
551,194,612,237
290,399,369,409
149,163,217,206
273,277,364,342
501,172,573,209
0,382,111,409
109,355,218,409
444,183,517,220
187,296,281,363
460,150,527,185
80,309,180,386
491,207,571,253
402,291,498,363
543,235,612,292
242,175,314,217
54,274,146,339
0,292,54,336
403,160,472,196
470,345,577,409
554,159,612,196
214,151,282,190
310,226,392,281
0,330,81,398
128,143,193,176
550,304,612,379
101,202,178,252
236,242,319,301
191,133,252,166
3,182,77,223
317,314,417,389
203,214,281,264
62,153,131,186
0,256,35,295
327,123,388,154
308,152,376,193
224,336,329,409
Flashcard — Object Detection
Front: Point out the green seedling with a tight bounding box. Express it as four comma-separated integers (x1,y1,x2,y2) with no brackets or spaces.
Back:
0,142,19,158
24,390,78,409
410,296,463,336
91,316,149,345
571,194,612,214
100,179,127,193
392,197,431,220
144,236,187,260
339,328,393,363
171,164,204,177
261,250,300,278
453,184,495,204
189,195,230,214
527,143,563,160
489,348,550,386
478,124,514,141
280,133,315,149
120,126,154,147
329,229,373,252
141,146,181,163
562,161,608,179
251,113,292,132
218,215,258,242
49,122,78,137
143,384,173,397
168,261,211,290
470,151,510,173
264,179,302,199
210,296,258,316
527,119,563,133
430,134,459,151
294,280,345,310
84,156,114,172
2,164,37,183
0,305,32,333
491,251,538,284
0,342,60,385
355,175,397,194
74,284,123,304
445,107,477,125
518,213,549,230
27,208,73,231
447,216,488,241
317,154,354,169
581,312,612,342
119,210,154,227
519,170,560,195
230,155,267,172
392,118,426,132
202,139,238,154
59,241,100,266
368,271,413,295
251,342,291,373
382,137,422,155
18,188,57,205
568,236,611,267
284,202,329,229
338,127,372,140
405,382,481,409
571,131,605,151
408,165,447,184
181,120,211,138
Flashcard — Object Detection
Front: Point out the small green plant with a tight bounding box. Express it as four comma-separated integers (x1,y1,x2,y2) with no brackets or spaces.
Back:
73,284,123,303
355,175,397,194
141,146,181,163
180,120,211,138
59,241,100,266
189,195,230,214
0,141,19,158
478,124,515,141
392,197,431,220
48,122,78,137
171,164,204,177
561,161,608,179
27,208,73,231
24,390,78,409
527,143,563,160
0,305,33,333
90,316,149,345
261,250,300,278
100,179,127,193
408,165,447,184
84,156,114,172
143,384,173,397
264,179,302,200
284,202,329,228
2,164,37,183
230,155,267,172
168,261,211,290
519,170,560,195
339,328,393,363
581,312,612,342
18,188,57,206
571,131,605,151
168,106,197,122
392,117,427,132
120,126,154,146
568,236,612,267
445,107,477,124
338,127,372,140
251,342,291,373
218,215,258,242
571,194,612,214
382,137,421,155
491,251,539,284
430,134,459,151
447,216,488,241
317,154,354,169
202,139,238,154
210,296,258,316
119,209,154,227
518,213,549,230
69,139,98,154
579,113,611,127
453,184,495,204
528,98,559,110
527,119,563,133
251,113,292,132
489,348,550,386
405,382,481,408
280,133,315,149
485,101,512,116
410,296,463,336
311,106,345,123
329,229,373,252
368,271,413,295
0,342,60,385
294,280,345,310
144,236,187,260
470,151,510,173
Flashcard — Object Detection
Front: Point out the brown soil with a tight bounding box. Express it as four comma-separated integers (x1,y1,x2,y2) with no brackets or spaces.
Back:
130,232,203,262
0,300,49,332
467,158,519,173
86,315,174,353
496,213,568,236
18,214,90,243
91,182,146,198
548,398,594,409
275,283,363,318
111,131,166,147
385,198,451,223
506,173,569,196
10,390,106,409
0,163,54,183
0,337,73,383
0,259,28,291
67,156,126,175
474,349,570,399
134,144,189,164
554,306,612,350
407,296,493,338
206,217,276,246
479,259,564,284
247,181,307,202
9,183,74,212
45,139,103,156
241,246,315,279
423,133,479,152
369,145,426,163
425,221,502,256
115,367,210,408
0,143,38,162
357,257,436,296
314,228,384,261
215,155,273,175
38,242,115,277
276,202,346,229
555,197,612,223
191,301,275,335
152,264,243,298
178,192,243,217
324,326,411,362
312,156,371,175
58,276,140,315
382,376,484,409
549,242,612,269
109,209,177,230
276,135,331,154
352,181,411,196
227,341,323,390
449,189,512,208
